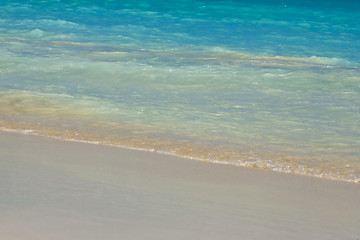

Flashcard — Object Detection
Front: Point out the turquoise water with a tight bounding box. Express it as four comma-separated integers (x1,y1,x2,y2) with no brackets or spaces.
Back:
1,0,360,182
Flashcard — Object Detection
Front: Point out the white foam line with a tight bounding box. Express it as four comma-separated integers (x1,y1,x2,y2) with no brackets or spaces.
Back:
1,126,359,184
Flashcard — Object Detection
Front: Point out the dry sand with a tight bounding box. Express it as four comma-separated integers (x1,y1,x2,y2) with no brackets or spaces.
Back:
0,131,359,239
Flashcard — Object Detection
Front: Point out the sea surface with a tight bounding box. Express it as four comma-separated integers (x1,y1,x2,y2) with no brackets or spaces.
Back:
1,0,359,182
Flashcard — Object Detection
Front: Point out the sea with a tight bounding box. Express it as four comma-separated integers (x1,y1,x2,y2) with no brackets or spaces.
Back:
1,0,359,182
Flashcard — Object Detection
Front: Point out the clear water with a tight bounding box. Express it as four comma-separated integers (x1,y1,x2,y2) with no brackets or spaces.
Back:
1,0,360,182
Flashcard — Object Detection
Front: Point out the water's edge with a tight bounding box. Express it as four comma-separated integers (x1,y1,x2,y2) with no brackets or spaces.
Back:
1,122,359,184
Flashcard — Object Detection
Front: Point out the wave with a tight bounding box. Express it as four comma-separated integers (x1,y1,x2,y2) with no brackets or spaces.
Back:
3,37,358,69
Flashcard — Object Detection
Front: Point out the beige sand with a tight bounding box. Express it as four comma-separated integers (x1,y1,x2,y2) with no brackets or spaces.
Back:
0,131,359,240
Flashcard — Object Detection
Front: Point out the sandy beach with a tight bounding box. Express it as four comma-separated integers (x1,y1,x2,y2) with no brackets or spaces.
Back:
0,131,359,240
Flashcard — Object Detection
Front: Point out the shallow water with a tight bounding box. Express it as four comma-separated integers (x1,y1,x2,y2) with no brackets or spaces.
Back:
1,0,360,182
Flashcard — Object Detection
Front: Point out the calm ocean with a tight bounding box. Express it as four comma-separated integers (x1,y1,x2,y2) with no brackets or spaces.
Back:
1,0,359,182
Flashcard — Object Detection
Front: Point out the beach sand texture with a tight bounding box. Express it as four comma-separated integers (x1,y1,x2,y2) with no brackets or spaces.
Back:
1,131,359,239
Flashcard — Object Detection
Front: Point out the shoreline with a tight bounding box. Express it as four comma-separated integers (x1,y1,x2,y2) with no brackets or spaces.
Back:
1,125,359,184
1,130,360,239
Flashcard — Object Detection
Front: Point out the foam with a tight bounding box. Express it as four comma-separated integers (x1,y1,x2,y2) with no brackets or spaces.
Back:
308,56,354,66
0,120,359,184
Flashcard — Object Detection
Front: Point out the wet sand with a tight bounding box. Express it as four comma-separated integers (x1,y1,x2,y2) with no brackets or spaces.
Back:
0,131,359,240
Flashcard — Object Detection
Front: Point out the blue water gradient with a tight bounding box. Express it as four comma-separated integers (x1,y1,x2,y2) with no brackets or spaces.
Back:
1,0,360,61
1,0,360,182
